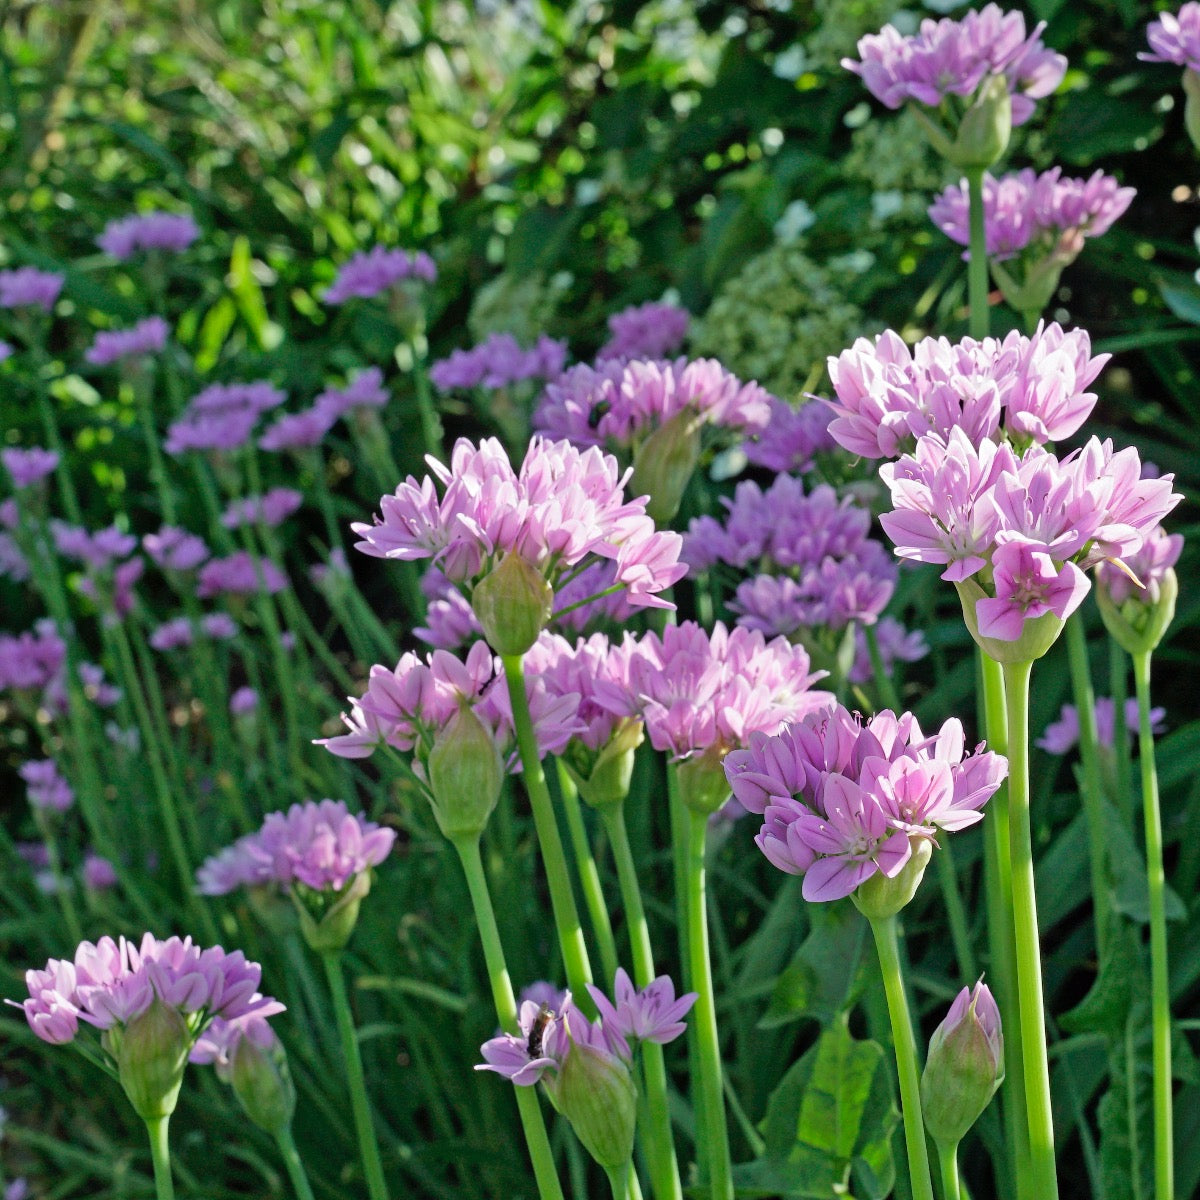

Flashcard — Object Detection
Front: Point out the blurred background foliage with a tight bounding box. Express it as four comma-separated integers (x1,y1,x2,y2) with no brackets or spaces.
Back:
2,1,1200,1197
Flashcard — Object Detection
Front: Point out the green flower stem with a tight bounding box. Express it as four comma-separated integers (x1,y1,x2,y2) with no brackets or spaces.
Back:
1001,658,1059,1200
33,811,83,945
980,652,1032,1200
1065,613,1111,955
868,915,935,1200
685,806,734,1200
500,654,595,1008
937,1141,962,1200
407,340,443,461
555,762,620,986
606,1162,632,1200
603,802,685,1200
934,843,977,981
1132,650,1174,1200
26,341,83,524
966,167,990,340
322,951,390,1200
276,1126,318,1200
451,835,566,1200
132,365,177,524
1111,640,1133,819
145,1116,175,1200
864,622,901,711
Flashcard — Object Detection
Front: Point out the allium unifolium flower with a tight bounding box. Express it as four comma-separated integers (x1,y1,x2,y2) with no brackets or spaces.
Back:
1096,526,1182,656
921,982,1004,1146
196,801,396,954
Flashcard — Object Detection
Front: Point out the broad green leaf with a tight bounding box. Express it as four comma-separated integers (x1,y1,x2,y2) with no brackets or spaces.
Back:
1060,915,1139,1037
1158,278,1200,327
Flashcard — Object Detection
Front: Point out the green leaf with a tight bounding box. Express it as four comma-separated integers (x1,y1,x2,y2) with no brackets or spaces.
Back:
1059,915,1140,1037
739,1018,898,1198
228,235,284,351
1158,278,1200,328
759,901,868,1029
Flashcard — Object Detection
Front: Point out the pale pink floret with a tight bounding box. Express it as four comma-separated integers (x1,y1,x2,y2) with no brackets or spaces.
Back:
975,543,1090,639
1142,3,1200,71
585,968,697,1055
1097,525,1184,605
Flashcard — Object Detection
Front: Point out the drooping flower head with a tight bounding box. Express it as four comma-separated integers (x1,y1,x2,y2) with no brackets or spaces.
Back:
85,317,170,367
324,246,436,305
97,212,200,259
724,704,1006,903
0,268,64,312
825,323,1108,459
352,436,685,654
597,301,690,362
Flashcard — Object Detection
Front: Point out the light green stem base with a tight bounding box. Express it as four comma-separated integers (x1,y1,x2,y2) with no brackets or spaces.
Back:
869,916,935,1200
277,1126,318,1200
1133,651,1174,1200
323,952,390,1200
146,1116,175,1200
1002,659,1059,1200
937,1141,962,1200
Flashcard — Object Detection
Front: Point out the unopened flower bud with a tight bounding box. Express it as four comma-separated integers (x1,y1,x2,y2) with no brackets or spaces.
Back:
426,704,504,840
676,746,732,816
230,1023,296,1136
472,551,553,657
563,719,644,811
1184,69,1200,153
629,410,703,525
1097,567,1178,657
921,981,1004,1147
292,870,372,955
852,836,933,920
951,75,1012,169
547,1041,637,1171
112,998,191,1121
990,255,1065,321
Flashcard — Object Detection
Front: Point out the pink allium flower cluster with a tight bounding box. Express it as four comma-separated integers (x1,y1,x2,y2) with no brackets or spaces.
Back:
230,686,259,715
1096,524,1183,606
1142,3,1200,70
314,367,390,421
19,759,74,813
196,800,396,896
324,246,436,304
684,476,896,637
352,436,685,612
1038,697,1165,756
165,381,286,456
143,526,211,572
12,933,282,1046
50,521,138,569
742,397,838,475
97,212,200,259
258,407,333,452
477,970,695,1085
725,706,1007,901
0,623,65,693
84,317,169,366
592,622,832,762
929,168,1135,262
880,428,1181,642
220,487,304,530
843,4,1067,126
0,268,64,312
83,853,118,891
430,333,567,392
197,552,288,598
534,357,772,453
597,301,690,362
320,640,584,769
78,557,145,621
190,1012,278,1076
826,323,1108,458
2,447,59,488
149,614,237,652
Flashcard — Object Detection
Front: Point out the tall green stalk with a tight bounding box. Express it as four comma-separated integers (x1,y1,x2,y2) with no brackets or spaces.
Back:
966,167,990,339
1111,641,1134,819
499,654,594,1007
556,762,620,986
452,835,566,1200
937,1142,962,1200
1065,613,1111,954
603,802,685,1200
322,952,390,1200
145,1116,175,1200
1132,650,1174,1200
276,1127,318,1200
869,916,935,1200
684,806,733,1200
1001,658,1059,1200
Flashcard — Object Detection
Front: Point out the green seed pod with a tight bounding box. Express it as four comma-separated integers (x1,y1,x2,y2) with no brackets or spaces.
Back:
114,998,191,1122
426,704,505,840
472,551,554,657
